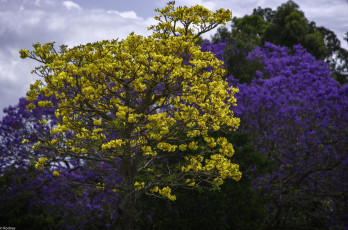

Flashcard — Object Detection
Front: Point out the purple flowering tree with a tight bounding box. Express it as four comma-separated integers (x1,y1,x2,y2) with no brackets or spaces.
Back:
202,40,348,229
0,97,120,229
235,43,348,229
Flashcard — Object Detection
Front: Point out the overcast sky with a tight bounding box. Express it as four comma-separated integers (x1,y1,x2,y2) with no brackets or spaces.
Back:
0,0,347,118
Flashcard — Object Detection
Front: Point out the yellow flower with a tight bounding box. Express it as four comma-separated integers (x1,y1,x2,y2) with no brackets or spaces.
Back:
81,148,88,153
96,182,105,190
150,186,159,192
26,103,36,112
134,181,145,190
159,187,176,201
186,178,195,187
38,157,48,163
22,139,29,144
93,120,102,125
53,171,60,177
179,144,187,151
50,139,58,145
19,49,29,59
188,141,198,150
128,114,137,123
35,162,44,170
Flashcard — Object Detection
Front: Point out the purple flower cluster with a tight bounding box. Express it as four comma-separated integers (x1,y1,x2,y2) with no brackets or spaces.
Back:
203,41,348,228
0,97,120,229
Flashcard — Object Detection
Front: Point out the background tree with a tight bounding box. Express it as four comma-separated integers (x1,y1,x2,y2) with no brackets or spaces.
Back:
227,14,269,84
180,38,348,229
261,0,326,60
231,43,348,229
210,14,268,84
19,2,241,229
0,97,121,229
252,6,275,23
212,0,348,84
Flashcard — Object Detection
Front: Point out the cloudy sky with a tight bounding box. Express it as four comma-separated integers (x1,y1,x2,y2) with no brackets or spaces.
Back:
0,0,347,118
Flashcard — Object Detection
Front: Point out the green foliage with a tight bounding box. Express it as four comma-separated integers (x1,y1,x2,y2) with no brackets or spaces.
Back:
261,1,327,59
304,29,327,60
231,15,270,46
316,27,348,84
224,44,265,84
252,7,275,23
211,26,231,44
211,16,268,84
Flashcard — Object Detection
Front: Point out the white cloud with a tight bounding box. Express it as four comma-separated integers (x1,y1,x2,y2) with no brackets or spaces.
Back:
0,1,153,117
107,10,139,19
156,0,217,10
177,0,217,10
63,1,81,10
119,11,138,19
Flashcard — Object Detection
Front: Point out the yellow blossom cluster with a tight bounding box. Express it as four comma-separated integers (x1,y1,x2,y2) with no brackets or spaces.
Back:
151,186,176,201
159,186,176,201
181,155,204,172
39,119,47,124
19,49,29,59
93,120,102,126
205,154,242,182
22,139,29,144
50,124,70,135
21,2,241,196
217,137,235,157
38,100,53,107
35,157,48,170
141,146,157,156
181,154,242,183
96,182,105,190
150,2,232,40
26,103,36,112
146,113,176,139
31,141,41,150
157,142,177,152
101,139,123,150
186,178,196,187
134,181,145,190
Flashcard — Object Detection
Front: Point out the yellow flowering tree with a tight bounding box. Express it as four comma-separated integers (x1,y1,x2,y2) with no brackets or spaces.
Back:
20,2,241,229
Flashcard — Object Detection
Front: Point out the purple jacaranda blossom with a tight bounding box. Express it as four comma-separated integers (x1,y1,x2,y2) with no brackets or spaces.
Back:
203,40,348,229
0,96,121,229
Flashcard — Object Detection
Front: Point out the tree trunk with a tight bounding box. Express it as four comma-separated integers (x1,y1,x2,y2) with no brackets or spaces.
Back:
116,153,137,230
118,192,137,230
